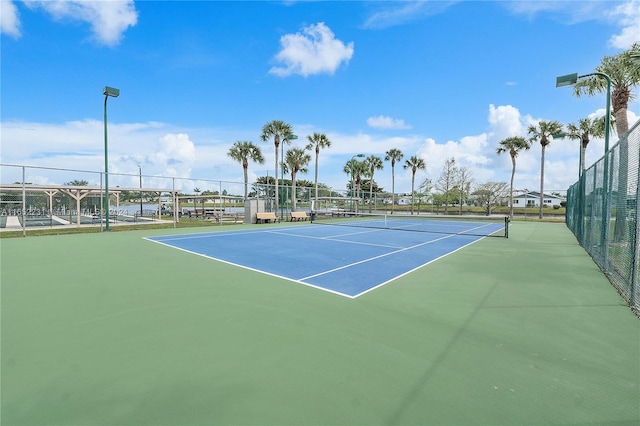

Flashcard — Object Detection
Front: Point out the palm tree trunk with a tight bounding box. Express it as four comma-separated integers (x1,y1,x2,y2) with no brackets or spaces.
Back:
509,155,516,218
612,99,630,241
291,172,297,212
391,164,395,214
243,165,249,200
614,137,630,240
274,141,279,215
314,150,319,203
369,174,373,213
580,138,587,175
410,174,415,215
539,145,546,219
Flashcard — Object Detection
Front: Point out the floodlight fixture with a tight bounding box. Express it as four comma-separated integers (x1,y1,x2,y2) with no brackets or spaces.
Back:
103,86,120,98
555,73,578,88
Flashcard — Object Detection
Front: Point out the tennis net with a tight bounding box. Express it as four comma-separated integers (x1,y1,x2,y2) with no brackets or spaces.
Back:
311,212,509,238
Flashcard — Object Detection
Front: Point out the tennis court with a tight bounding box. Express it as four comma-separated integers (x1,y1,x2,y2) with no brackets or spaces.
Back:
1,221,639,425
146,216,507,298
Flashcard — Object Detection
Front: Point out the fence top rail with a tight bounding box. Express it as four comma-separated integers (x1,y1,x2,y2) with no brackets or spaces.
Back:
0,183,179,194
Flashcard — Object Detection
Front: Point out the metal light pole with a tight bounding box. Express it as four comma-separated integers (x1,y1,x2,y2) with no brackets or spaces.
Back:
350,154,365,213
556,72,611,256
138,165,143,216
280,134,298,220
103,86,119,231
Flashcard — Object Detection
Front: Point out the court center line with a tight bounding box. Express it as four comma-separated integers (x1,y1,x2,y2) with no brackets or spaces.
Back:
265,229,406,249
299,233,459,281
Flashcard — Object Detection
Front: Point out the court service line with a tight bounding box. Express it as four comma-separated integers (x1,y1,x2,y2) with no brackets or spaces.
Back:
264,229,405,249
268,226,392,240
299,233,459,281
145,237,354,298
145,228,281,242
352,236,488,298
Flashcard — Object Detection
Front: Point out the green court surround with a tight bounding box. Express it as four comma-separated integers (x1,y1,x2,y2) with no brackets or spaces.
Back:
1,222,638,425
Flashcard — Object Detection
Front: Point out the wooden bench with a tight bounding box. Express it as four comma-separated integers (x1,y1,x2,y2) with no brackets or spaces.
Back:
290,211,309,221
187,208,224,218
256,212,278,224
208,213,242,224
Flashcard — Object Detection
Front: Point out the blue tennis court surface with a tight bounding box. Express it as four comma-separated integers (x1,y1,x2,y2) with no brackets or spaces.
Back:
145,221,504,298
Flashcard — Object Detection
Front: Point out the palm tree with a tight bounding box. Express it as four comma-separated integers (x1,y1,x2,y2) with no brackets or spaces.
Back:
572,42,640,139
496,136,530,218
572,43,640,240
630,48,640,68
305,132,332,205
364,155,384,212
527,120,564,219
227,141,265,200
283,148,311,212
260,120,294,215
565,118,607,176
385,148,403,214
343,159,367,213
403,156,426,215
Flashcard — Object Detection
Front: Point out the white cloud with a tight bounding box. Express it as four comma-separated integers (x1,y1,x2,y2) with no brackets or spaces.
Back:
146,133,196,180
269,22,354,77
367,115,411,130
503,1,603,21
608,0,640,48
413,134,493,184
504,0,639,50
5,103,637,197
403,104,588,193
24,0,138,46
1,0,21,37
363,1,457,29
488,104,527,141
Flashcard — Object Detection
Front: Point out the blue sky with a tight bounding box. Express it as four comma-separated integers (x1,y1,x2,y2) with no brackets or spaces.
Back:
1,0,639,196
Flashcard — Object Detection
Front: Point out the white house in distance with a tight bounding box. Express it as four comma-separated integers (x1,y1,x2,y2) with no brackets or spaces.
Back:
396,194,430,205
512,191,565,208
391,191,564,208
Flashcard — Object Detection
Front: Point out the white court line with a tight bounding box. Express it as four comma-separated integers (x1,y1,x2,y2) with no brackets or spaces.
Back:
147,228,274,242
352,236,487,298
144,223,497,298
144,236,353,298
265,229,405,249
376,220,502,235
299,233,457,281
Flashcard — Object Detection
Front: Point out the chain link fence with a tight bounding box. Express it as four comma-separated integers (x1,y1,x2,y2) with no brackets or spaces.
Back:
3,161,572,234
0,164,258,233
566,119,640,314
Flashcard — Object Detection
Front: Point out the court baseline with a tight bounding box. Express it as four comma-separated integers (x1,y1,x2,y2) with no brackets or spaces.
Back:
145,224,491,298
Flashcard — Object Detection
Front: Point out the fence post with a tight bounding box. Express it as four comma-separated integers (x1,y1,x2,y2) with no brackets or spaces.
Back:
601,149,613,270
590,166,598,250
99,172,104,232
172,178,177,229
631,152,640,308
21,166,26,237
